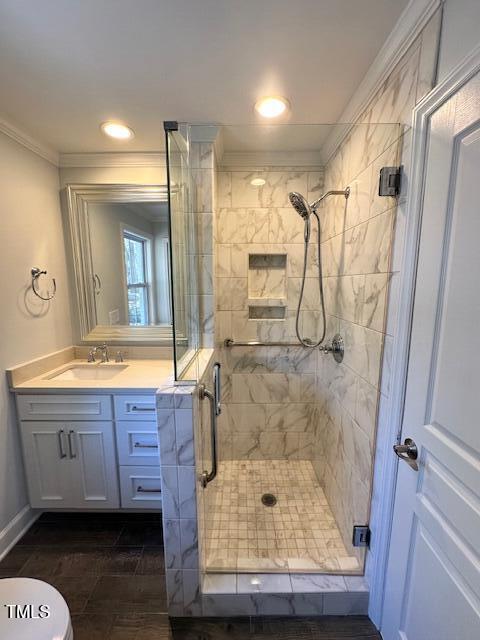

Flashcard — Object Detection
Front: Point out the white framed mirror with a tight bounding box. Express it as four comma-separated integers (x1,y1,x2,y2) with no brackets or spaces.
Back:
63,183,176,344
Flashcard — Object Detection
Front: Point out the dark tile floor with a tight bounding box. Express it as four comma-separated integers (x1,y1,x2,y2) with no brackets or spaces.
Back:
0,512,381,639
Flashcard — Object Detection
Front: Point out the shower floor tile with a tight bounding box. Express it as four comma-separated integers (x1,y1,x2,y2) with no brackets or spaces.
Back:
205,460,361,574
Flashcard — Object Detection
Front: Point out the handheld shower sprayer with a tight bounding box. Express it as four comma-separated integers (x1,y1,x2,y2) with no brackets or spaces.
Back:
288,192,313,241
288,192,312,220
288,187,350,348
288,188,350,217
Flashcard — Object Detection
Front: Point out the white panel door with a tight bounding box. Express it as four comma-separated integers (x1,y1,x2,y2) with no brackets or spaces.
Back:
20,422,74,508
382,72,480,638
69,422,120,508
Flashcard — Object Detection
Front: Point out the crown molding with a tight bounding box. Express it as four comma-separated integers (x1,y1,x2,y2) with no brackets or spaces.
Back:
0,115,59,165
321,0,443,163
59,152,166,168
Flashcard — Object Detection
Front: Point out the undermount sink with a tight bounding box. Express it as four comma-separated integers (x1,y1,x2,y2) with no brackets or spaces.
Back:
46,364,128,381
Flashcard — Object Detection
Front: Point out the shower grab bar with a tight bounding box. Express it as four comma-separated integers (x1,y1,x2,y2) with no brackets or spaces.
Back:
224,338,303,348
199,362,221,488
223,336,345,362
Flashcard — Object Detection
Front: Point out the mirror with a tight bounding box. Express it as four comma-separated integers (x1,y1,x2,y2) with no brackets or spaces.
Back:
63,184,175,343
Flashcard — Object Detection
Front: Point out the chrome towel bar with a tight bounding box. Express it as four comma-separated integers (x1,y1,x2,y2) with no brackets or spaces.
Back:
224,338,302,348
223,335,345,362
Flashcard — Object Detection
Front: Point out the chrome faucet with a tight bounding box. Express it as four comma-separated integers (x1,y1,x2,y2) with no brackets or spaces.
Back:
88,343,109,363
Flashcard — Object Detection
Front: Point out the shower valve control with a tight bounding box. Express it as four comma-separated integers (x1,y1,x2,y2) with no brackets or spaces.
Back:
320,333,344,363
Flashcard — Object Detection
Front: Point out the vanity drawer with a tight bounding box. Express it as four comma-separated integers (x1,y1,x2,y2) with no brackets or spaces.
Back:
116,421,160,466
114,395,157,420
17,394,112,421
119,465,162,509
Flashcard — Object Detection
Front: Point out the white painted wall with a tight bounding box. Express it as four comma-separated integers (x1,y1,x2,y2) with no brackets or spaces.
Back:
437,0,480,81
0,131,73,542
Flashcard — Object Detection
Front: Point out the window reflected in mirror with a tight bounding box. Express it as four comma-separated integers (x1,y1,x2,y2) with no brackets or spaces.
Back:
123,229,151,325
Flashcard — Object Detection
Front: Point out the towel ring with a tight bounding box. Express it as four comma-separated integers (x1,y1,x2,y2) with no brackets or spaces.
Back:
31,267,56,301
93,273,102,295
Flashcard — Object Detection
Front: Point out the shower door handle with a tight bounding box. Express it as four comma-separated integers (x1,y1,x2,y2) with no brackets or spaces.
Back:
213,362,221,416
199,362,221,488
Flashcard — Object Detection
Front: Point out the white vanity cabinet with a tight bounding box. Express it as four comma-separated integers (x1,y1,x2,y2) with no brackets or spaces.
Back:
17,392,162,511
20,421,119,509
114,395,162,509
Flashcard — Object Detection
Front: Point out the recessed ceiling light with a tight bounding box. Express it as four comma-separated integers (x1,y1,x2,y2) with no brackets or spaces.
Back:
255,96,289,118
100,121,134,140
250,178,266,187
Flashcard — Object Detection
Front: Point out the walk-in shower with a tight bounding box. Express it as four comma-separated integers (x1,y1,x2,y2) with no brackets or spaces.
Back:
289,188,350,348
165,122,405,582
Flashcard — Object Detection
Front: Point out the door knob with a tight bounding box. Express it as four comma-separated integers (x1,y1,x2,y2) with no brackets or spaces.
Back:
393,437,418,471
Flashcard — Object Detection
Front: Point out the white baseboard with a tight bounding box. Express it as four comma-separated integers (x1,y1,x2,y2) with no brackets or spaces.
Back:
0,505,40,561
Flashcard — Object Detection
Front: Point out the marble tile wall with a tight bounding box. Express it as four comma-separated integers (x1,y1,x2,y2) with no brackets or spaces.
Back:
215,168,324,461
190,139,216,348
157,382,201,615
313,10,442,564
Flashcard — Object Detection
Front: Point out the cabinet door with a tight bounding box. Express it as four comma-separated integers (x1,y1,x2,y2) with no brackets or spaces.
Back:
20,422,74,508
68,422,119,508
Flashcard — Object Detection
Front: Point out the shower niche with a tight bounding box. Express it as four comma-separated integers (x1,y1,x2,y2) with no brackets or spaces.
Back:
248,305,285,320
247,253,287,299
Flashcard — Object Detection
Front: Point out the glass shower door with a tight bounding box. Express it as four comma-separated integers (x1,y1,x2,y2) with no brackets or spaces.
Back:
164,122,200,380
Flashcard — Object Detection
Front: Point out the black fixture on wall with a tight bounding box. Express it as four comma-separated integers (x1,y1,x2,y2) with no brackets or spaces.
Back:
378,166,402,196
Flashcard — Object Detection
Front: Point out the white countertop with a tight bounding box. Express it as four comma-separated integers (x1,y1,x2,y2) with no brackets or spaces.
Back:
12,358,174,394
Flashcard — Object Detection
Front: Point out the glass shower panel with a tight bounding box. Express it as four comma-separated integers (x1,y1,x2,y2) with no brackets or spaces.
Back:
203,122,405,576
165,124,200,381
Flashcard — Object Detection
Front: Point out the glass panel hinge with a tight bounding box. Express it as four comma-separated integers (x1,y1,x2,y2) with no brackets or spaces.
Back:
378,166,402,196
352,525,371,547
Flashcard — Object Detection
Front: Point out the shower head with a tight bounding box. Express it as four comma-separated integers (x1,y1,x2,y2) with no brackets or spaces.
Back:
288,192,311,220
289,187,351,218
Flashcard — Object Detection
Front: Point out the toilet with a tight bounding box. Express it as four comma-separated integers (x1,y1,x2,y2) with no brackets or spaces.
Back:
0,578,73,640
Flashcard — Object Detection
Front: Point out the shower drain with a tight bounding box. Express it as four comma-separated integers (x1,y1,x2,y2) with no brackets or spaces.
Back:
261,493,277,507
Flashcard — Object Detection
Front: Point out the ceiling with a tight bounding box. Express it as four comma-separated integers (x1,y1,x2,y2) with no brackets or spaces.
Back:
0,0,408,154
120,203,168,223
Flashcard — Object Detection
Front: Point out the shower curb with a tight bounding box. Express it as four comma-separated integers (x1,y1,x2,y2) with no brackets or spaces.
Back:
197,573,369,617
